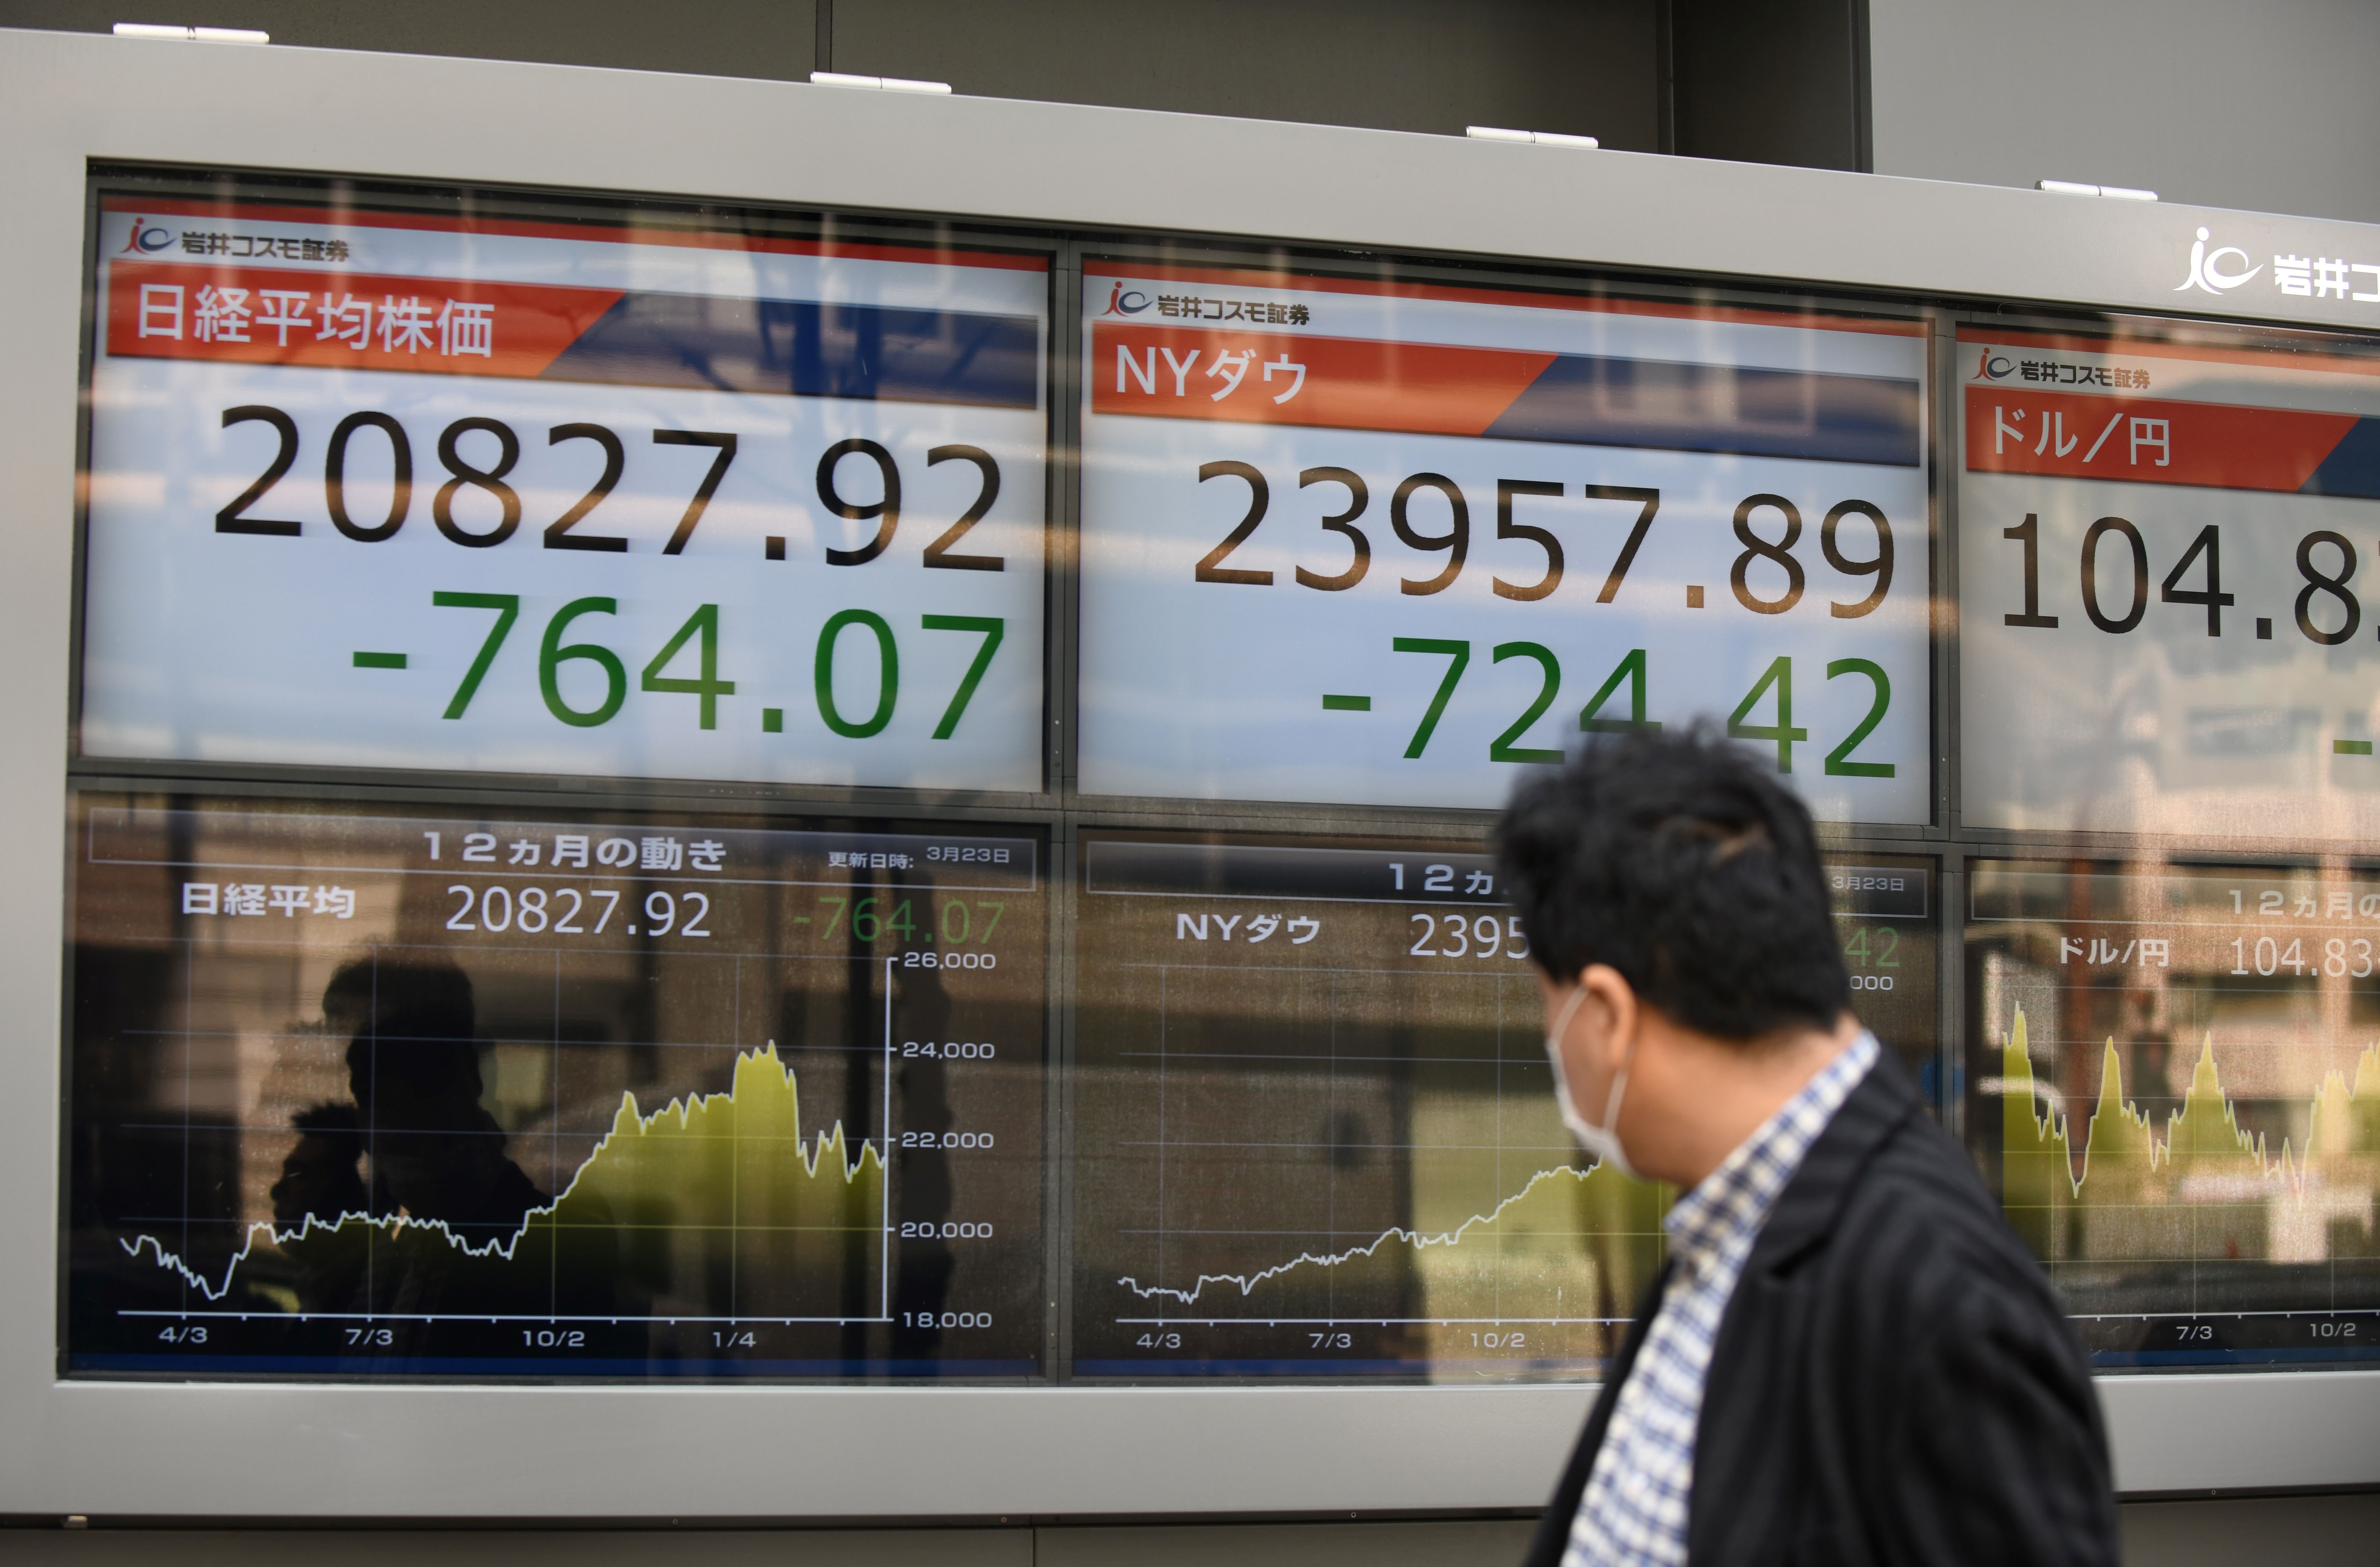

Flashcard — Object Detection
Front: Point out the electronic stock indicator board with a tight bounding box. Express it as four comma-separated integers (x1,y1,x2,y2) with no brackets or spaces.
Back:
1961,324,2380,838
65,180,1951,1385
66,794,1047,1378
67,182,1056,1380
80,196,1049,790
1075,263,1933,822
1071,836,1935,1380
1957,326,2380,1368
1970,861,2380,1369
70,167,2380,1396
11,34,2380,1515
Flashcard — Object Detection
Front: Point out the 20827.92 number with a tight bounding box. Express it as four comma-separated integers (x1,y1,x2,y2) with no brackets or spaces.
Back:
214,406,1004,568
443,884,710,937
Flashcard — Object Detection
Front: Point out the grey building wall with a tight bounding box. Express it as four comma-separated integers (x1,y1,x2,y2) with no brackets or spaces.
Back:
830,0,1655,148
1870,0,2380,222
0,0,1659,148
0,0,820,81
9,4,2377,224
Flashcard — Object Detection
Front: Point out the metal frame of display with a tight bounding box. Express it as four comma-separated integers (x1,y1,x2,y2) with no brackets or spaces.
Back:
4,26,2378,1523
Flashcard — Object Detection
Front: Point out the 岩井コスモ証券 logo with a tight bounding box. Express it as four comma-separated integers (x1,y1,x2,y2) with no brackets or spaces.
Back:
1100,282,1153,316
119,219,173,255
2176,227,2261,294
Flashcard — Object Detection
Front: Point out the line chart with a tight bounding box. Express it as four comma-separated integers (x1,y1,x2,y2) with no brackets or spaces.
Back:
1966,853,2380,1369
119,1019,893,1322
2000,1005,2380,1266
67,797,1049,1379
1071,834,1674,1377
1116,1165,1615,1312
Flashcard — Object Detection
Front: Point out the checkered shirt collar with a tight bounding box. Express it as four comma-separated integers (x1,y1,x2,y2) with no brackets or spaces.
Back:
1660,1030,1880,1268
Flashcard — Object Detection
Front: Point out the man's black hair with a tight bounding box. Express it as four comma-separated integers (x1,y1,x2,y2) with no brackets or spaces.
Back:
1493,725,1849,1042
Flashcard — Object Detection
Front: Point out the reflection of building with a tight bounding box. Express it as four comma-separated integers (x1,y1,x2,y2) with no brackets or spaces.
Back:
1976,855,2380,1343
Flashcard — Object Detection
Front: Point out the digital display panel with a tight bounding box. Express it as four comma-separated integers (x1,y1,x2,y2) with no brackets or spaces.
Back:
1075,264,1932,822
1829,853,1940,1096
79,192,1048,790
1069,834,1937,1380
63,162,2380,1420
1960,323,2380,838
1968,860,2380,1367
65,794,1045,1379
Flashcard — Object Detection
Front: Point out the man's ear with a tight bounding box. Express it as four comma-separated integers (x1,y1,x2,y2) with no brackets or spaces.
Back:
1574,963,1639,1070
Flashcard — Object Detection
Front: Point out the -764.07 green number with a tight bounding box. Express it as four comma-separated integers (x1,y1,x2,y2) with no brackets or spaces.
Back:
428,593,1003,739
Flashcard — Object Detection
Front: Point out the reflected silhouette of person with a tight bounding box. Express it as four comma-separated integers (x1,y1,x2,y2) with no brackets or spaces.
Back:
272,1102,368,1227
321,957,547,1239
271,1102,371,1314
295,957,619,1344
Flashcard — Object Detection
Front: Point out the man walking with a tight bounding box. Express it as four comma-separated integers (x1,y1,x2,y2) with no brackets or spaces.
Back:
1501,729,2117,1566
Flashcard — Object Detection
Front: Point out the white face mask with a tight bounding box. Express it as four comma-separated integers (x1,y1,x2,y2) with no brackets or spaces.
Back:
1543,984,1639,1181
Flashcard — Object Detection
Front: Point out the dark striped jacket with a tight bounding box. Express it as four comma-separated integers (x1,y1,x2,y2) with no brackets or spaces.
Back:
1523,1057,2119,1567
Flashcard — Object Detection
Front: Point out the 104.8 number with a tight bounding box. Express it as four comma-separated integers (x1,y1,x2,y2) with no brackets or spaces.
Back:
2004,512,2373,643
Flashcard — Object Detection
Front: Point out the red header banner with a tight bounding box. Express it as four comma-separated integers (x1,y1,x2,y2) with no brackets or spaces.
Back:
1091,322,1546,435
105,260,622,379
1963,384,2359,493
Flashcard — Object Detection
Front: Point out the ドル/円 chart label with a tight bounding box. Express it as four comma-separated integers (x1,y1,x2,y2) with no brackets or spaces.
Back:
79,201,1049,791
1076,266,1932,821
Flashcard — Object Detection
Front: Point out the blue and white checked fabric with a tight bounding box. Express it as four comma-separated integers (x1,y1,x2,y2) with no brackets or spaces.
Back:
1562,1030,1880,1567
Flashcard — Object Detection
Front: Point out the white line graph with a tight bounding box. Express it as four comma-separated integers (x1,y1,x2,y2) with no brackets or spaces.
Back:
120,957,898,1322
1115,1164,1597,1311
